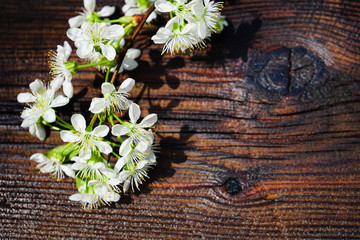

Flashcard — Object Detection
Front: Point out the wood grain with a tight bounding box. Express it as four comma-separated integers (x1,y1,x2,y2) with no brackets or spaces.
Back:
1,0,360,239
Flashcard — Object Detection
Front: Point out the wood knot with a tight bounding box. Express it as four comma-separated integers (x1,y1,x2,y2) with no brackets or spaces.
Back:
247,48,326,95
224,177,242,195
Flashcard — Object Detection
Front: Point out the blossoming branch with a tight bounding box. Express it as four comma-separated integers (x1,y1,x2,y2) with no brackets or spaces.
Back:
17,0,226,209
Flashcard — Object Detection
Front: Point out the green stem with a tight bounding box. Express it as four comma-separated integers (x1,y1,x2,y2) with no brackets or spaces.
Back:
77,60,111,69
113,114,124,124
60,142,75,154
170,12,174,18
55,116,73,130
117,24,134,48
106,141,121,147
42,120,62,131
87,114,98,131
108,115,115,126
112,151,121,159
55,120,74,130
99,18,123,23
104,69,110,82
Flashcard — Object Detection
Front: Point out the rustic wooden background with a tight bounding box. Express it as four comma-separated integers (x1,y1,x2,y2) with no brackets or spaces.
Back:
1,0,360,239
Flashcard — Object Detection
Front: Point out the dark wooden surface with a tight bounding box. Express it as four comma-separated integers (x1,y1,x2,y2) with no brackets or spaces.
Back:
1,0,360,239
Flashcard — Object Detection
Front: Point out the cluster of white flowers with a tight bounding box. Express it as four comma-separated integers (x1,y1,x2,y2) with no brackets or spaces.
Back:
151,0,226,54
17,0,227,209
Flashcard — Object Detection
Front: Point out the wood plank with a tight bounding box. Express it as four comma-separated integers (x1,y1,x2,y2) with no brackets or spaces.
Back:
1,0,360,239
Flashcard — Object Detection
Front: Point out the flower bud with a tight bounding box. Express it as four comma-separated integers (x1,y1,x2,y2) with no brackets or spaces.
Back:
46,143,78,164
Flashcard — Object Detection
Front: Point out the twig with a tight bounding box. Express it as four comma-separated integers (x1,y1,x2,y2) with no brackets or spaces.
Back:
110,4,155,84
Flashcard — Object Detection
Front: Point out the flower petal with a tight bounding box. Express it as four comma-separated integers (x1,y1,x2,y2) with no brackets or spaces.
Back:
63,80,74,98
111,124,131,136
136,160,149,170
119,138,132,156
99,44,116,61
118,78,135,93
68,15,86,28
63,69,73,82
29,79,44,95
135,140,150,153
197,20,207,39
139,113,157,128
66,28,82,41
123,179,130,192
84,0,96,12
60,130,80,142
129,103,140,124
107,24,124,39
30,153,47,162
69,193,83,201
146,12,157,23
71,162,87,170
60,164,75,178
51,94,69,108
50,77,64,91
155,0,176,12
122,57,138,71
93,125,109,137
102,168,118,179
101,82,115,94
97,6,115,16
191,1,204,18
118,170,132,182
21,116,38,128
148,150,156,163
63,41,72,57
94,140,113,155
126,48,141,59
114,156,129,171
32,124,46,141
88,179,99,186
106,192,120,202
17,93,35,103
92,162,105,170
71,114,86,132
43,109,56,123
77,41,93,58
107,178,121,186
89,97,106,114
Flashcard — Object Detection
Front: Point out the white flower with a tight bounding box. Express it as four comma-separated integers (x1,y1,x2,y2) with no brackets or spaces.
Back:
67,22,124,61
48,41,74,98
119,48,141,73
69,191,120,209
72,154,105,180
60,114,112,156
155,0,191,22
68,0,115,28
69,169,120,209
88,177,121,195
151,18,198,55
114,141,156,172
122,0,157,23
89,78,135,114
118,160,154,192
30,153,75,180
111,103,157,156
17,79,70,129
71,154,117,180
190,0,223,38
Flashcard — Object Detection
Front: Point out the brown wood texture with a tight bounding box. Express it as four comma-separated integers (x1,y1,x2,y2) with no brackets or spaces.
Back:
1,0,360,239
